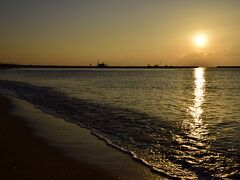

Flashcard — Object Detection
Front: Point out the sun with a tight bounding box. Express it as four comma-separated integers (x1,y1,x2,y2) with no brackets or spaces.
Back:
194,34,207,48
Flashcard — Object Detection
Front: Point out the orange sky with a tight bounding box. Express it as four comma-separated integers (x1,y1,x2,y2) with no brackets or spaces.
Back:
0,0,240,66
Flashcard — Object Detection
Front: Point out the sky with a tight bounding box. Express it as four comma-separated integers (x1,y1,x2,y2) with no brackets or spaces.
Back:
0,0,240,66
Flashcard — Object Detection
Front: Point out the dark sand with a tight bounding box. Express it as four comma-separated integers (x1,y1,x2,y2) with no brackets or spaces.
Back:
0,95,112,179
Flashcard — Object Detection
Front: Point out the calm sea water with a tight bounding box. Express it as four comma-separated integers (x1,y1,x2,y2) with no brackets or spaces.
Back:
0,68,239,178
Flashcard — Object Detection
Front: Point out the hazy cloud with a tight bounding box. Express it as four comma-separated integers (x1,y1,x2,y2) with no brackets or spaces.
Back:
223,45,240,57
181,45,240,66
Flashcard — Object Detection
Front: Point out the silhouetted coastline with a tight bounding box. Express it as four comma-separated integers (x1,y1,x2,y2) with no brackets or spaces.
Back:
217,66,240,68
1,63,240,69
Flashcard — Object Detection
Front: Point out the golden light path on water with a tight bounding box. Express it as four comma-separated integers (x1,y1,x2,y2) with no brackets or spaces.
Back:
189,67,208,141
192,68,205,121
179,67,209,154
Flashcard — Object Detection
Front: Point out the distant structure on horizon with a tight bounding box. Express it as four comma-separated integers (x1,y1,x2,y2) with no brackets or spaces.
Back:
97,60,108,68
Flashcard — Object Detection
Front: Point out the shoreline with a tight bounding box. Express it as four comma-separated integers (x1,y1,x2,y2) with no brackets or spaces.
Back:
0,94,163,179
0,95,112,179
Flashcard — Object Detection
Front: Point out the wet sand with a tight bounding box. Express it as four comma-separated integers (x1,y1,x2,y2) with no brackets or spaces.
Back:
0,95,112,179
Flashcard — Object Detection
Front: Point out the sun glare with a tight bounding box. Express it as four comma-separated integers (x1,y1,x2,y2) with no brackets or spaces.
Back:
194,34,207,48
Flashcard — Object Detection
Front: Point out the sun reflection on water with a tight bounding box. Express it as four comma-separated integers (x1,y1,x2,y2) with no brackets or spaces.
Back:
188,67,208,139
191,68,205,121
180,67,209,145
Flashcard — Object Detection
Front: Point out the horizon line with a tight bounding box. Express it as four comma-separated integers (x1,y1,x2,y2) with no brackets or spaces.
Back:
0,63,240,69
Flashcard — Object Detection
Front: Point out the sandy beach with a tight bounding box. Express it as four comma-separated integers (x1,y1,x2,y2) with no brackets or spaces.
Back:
0,95,113,179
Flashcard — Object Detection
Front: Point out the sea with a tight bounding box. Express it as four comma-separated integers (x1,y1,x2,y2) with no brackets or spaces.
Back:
0,67,239,179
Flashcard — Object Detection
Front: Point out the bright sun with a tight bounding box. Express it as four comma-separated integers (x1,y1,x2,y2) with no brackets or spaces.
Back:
194,34,207,48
